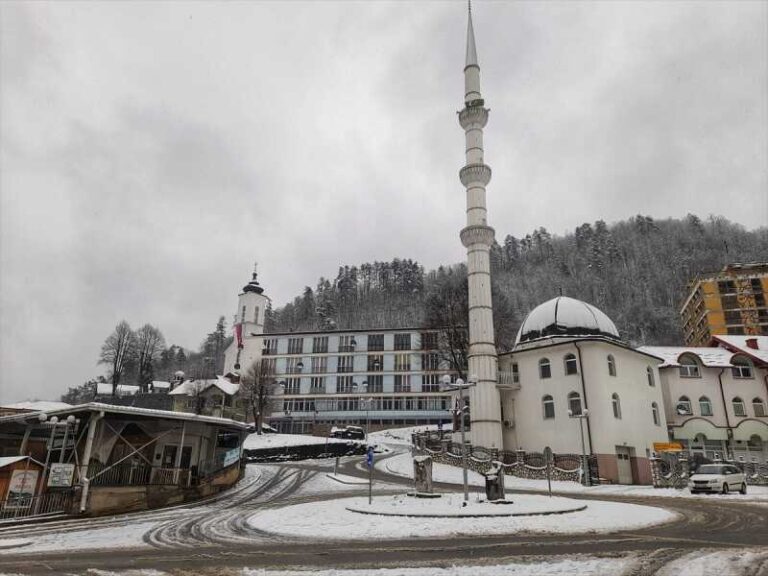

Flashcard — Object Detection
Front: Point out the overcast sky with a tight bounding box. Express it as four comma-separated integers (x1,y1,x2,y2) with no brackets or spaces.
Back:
1,1,766,404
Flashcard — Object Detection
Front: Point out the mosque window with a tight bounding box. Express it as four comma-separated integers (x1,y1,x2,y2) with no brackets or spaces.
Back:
611,393,621,419
679,355,701,378
539,358,551,379
568,392,582,416
732,397,746,417
731,357,753,379
607,355,616,377
646,366,655,387
652,402,660,426
564,354,578,375
542,395,555,419
699,396,713,416
677,396,692,415
754,398,766,418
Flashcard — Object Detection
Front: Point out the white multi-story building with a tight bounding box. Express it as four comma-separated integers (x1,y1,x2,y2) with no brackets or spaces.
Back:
640,335,768,463
498,297,670,485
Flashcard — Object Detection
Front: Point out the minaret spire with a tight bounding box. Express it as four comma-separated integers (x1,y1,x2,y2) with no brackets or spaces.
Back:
457,2,502,449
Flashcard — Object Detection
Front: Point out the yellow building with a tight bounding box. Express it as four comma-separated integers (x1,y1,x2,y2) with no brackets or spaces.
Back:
681,263,768,346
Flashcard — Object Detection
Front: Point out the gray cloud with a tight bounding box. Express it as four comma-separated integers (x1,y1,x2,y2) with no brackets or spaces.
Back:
1,1,766,403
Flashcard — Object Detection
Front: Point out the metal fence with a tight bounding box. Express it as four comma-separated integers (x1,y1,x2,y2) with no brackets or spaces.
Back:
87,461,191,487
0,491,72,522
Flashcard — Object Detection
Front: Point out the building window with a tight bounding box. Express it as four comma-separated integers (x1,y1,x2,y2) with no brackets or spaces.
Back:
287,338,304,355
677,396,692,415
367,375,384,393
699,396,713,417
262,338,278,356
679,355,701,378
652,402,660,426
607,354,616,377
286,357,304,374
394,353,411,371
338,335,356,353
724,310,742,325
568,391,582,416
646,366,655,387
394,375,411,393
284,378,301,394
539,358,551,379
254,307,260,324
718,280,736,294
512,363,519,383
310,377,325,393
367,355,383,371
732,397,746,417
612,393,621,419
564,354,578,375
422,353,440,371
312,337,328,354
311,356,327,374
542,395,555,419
422,374,441,392
753,398,766,417
394,333,411,351
261,358,276,374
367,334,384,351
336,376,354,394
241,306,246,323
337,355,354,373
731,357,753,379
420,332,438,350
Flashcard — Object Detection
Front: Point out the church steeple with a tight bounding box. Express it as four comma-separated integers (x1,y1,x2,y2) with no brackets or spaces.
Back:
242,261,264,294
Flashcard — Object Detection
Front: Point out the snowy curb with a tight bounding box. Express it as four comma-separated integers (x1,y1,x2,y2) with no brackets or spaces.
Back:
344,504,588,518
0,539,32,550
326,473,369,485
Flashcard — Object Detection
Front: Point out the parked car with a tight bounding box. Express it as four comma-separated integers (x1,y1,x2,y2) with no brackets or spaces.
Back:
689,464,747,494
330,426,366,440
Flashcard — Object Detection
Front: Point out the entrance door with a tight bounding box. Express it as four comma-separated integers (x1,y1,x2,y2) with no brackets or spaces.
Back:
616,446,633,484
162,445,178,468
180,446,192,469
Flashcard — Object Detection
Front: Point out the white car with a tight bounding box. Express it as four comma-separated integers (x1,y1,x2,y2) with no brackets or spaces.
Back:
689,464,747,495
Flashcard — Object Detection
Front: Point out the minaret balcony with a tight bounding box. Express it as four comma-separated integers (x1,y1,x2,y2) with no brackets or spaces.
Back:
460,163,492,187
458,105,488,129
460,224,496,248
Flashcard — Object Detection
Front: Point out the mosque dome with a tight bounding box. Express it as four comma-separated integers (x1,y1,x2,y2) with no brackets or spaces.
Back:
515,296,620,345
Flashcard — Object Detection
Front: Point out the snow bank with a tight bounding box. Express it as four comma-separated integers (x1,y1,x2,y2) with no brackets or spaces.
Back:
247,495,676,539
368,425,439,446
243,433,355,450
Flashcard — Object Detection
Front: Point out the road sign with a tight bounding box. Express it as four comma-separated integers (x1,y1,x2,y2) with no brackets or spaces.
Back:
366,446,374,468
48,463,75,487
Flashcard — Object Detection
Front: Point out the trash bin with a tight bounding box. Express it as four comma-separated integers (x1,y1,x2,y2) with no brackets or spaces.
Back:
484,461,505,501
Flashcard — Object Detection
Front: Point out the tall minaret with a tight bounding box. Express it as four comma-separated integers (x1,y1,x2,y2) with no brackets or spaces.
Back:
458,2,503,449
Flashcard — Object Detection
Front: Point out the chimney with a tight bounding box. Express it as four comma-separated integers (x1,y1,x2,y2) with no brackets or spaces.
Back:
745,337,758,350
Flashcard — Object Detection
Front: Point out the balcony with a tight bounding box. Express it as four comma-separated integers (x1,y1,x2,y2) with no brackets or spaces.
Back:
497,370,520,390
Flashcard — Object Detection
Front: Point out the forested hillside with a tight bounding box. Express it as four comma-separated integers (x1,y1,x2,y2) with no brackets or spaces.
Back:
267,215,768,349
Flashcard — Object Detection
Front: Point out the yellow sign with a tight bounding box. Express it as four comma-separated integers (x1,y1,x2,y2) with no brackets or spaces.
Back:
654,442,684,453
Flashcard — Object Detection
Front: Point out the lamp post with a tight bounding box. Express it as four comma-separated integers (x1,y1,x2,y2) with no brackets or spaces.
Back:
440,374,476,502
568,408,590,486
353,381,371,442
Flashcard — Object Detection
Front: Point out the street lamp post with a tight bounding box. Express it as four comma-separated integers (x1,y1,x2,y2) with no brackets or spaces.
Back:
568,408,590,486
440,374,476,503
353,382,371,442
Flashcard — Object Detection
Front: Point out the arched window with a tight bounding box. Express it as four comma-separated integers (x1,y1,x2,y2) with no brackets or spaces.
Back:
542,395,555,419
699,396,713,417
646,366,655,387
612,393,622,419
679,354,701,378
539,358,551,379
693,433,707,446
568,391,582,416
564,353,578,375
677,396,692,415
651,402,660,426
753,397,766,418
607,354,616,377
732,397,746,417
732,357,754,379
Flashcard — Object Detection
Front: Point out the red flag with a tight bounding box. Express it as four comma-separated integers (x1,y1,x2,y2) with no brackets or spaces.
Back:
235,324,243,349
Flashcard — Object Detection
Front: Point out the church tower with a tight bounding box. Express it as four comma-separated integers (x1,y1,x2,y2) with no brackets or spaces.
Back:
458,3,503,448
228,263,270,371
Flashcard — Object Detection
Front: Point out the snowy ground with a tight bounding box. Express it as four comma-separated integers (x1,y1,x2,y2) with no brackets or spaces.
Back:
247,493,676,539
657,548,768,576
368,425,439,446
382,451,768,501
243,433,359,450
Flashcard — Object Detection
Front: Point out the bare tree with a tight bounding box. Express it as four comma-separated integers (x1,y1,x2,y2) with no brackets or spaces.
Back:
99,321,136,395
423,265,469,379
134,324,166,391
240,359,278,433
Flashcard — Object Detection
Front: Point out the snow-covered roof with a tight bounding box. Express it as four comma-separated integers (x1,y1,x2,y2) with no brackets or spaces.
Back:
0,401,73,412
151,381,171,389
515,297,620,345
0,456,43,468
711,335,768,365
0,402,249,430
638,346,736,368
95,383,140,396
168,376,239,397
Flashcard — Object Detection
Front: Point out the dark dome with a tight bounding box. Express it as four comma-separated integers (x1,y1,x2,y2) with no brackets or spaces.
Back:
515,296,620,345
243,271,264,294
